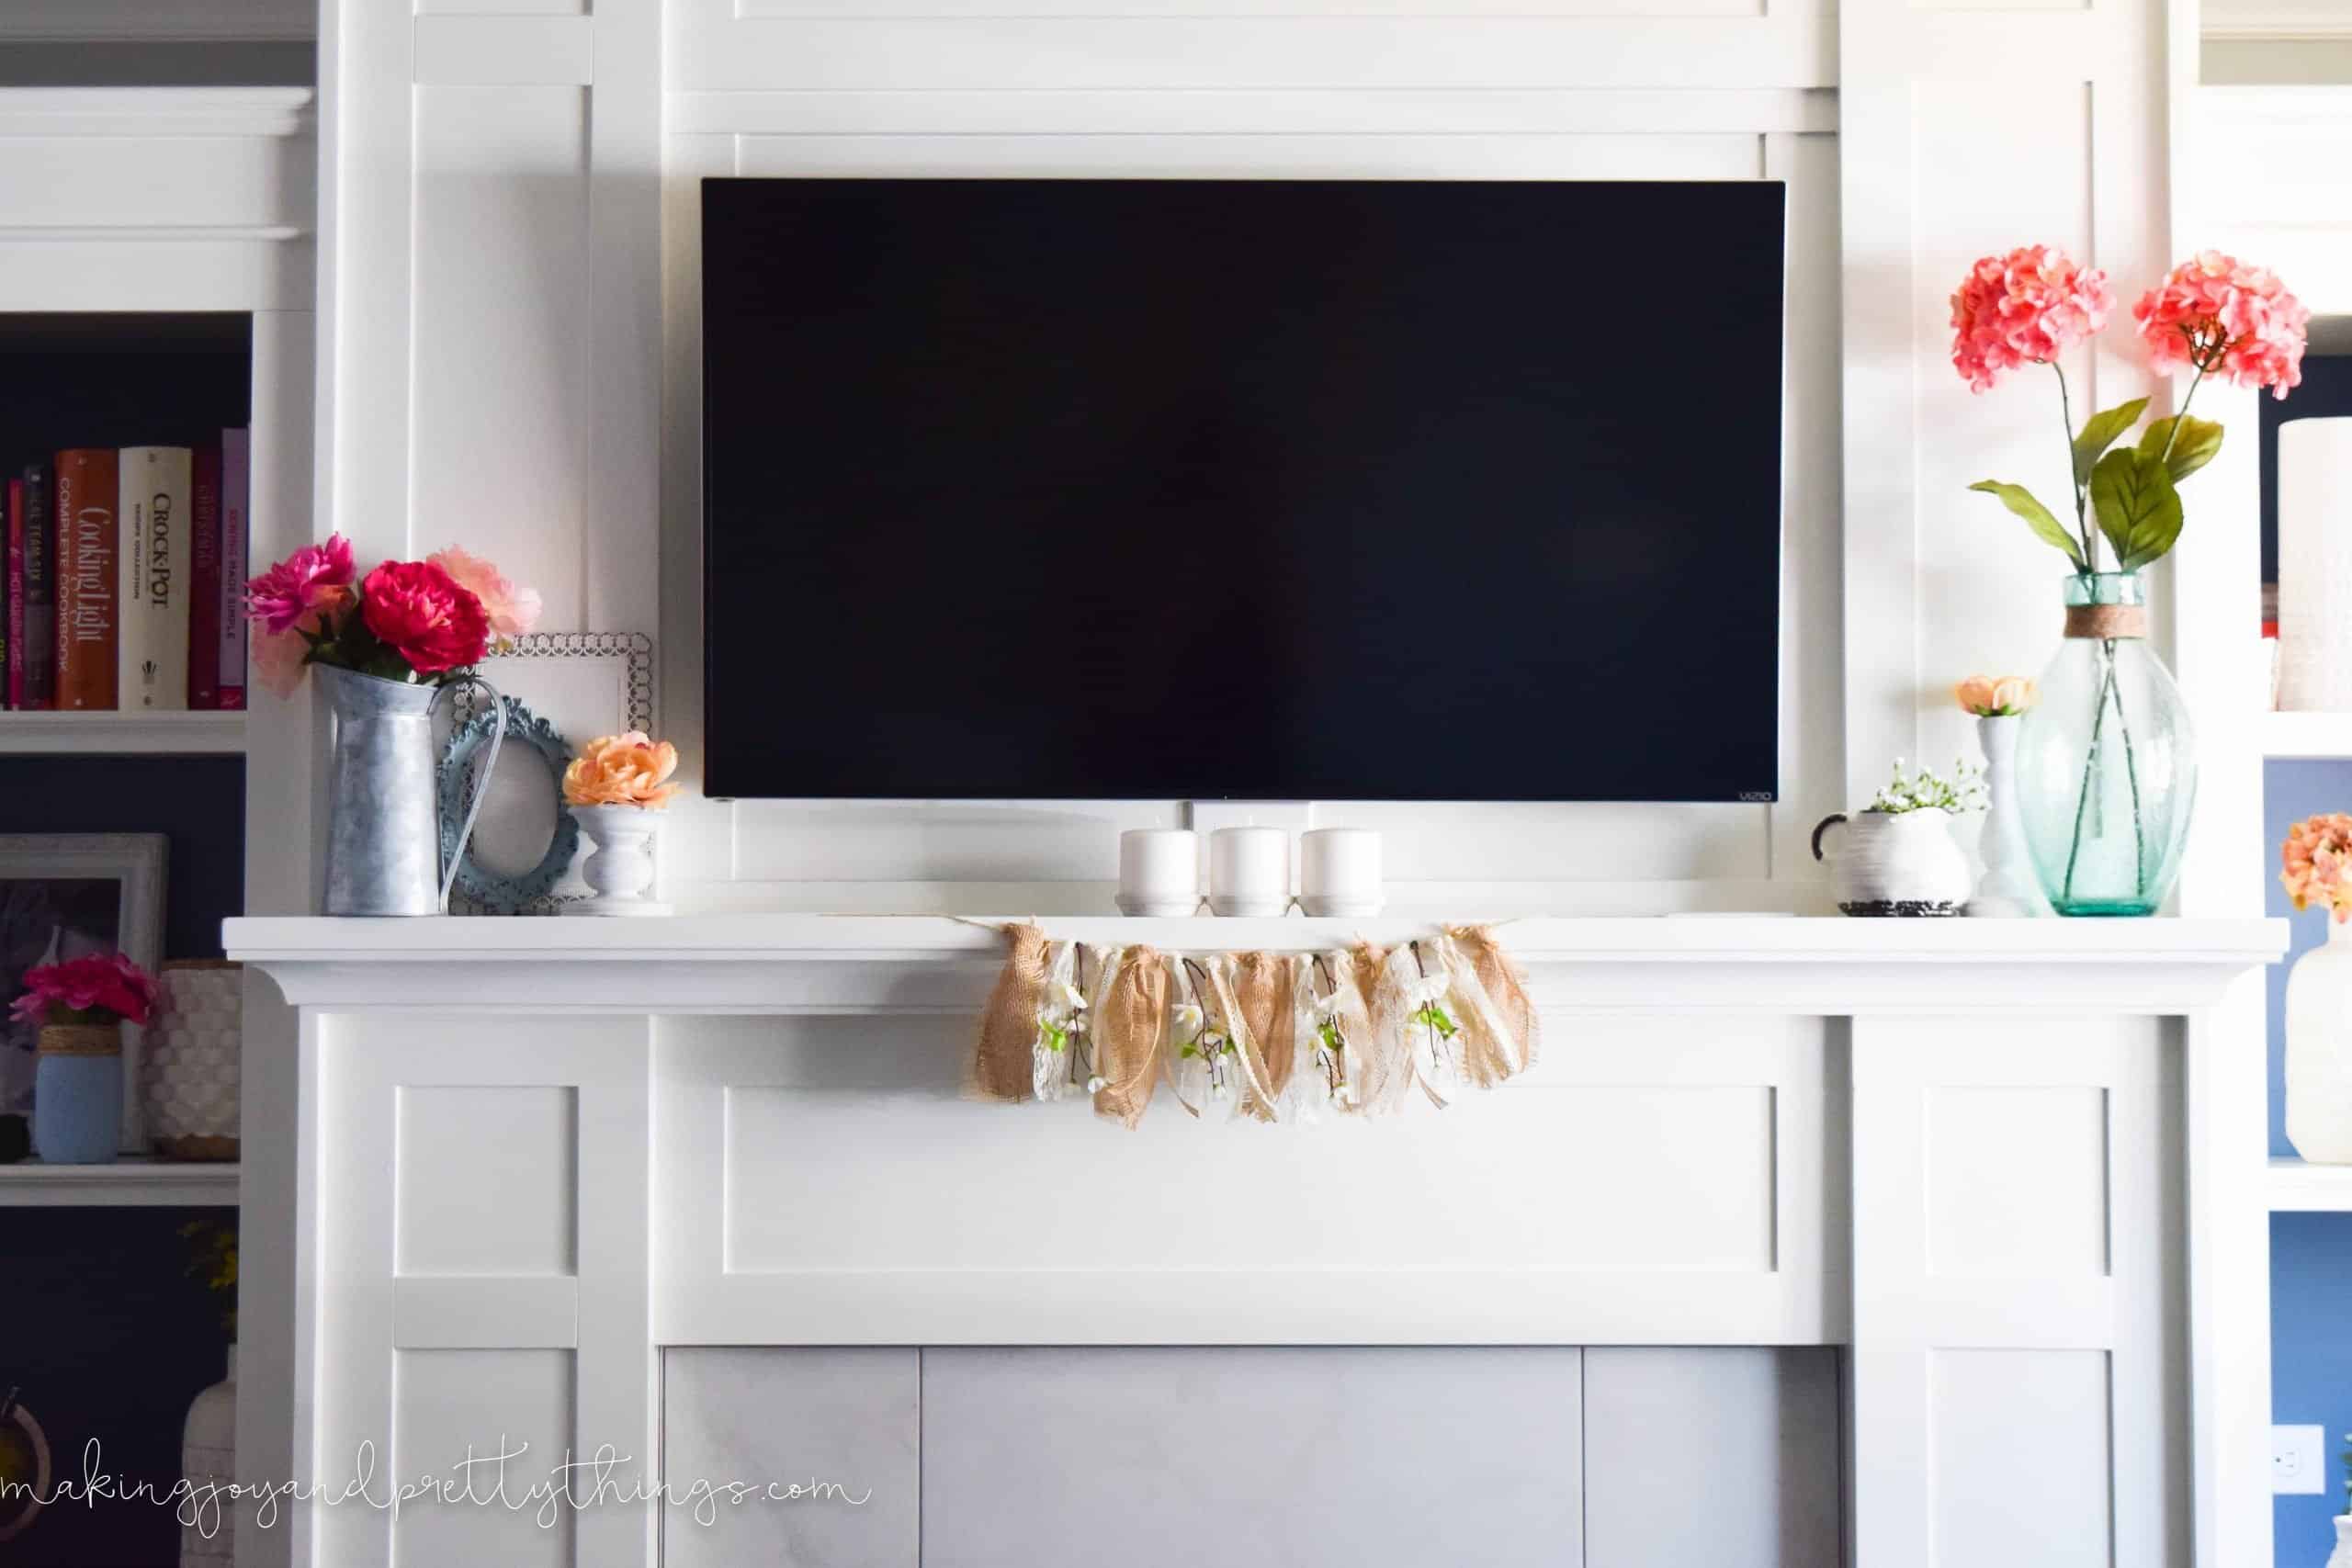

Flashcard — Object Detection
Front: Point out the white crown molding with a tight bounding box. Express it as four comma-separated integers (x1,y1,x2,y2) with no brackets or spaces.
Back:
2203,1,2352,39
0,86,314,137
0,0,312,42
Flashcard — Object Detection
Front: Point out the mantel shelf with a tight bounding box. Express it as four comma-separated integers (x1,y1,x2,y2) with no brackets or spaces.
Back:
0,710,244,755
0,1159,239,1208
226,914,2287,1015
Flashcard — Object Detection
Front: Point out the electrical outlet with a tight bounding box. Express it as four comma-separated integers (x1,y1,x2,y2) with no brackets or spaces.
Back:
2273,1424,2326,1495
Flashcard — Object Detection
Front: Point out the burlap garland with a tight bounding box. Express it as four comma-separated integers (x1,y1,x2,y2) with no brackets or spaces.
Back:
1090,944,1166,1130
970,921,1049,1102
967,923,1534,1127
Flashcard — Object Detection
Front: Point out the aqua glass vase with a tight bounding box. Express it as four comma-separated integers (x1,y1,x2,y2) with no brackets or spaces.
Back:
2014,572,2197,916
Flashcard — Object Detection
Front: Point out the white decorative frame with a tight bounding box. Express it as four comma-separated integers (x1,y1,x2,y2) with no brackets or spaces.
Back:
0,833,167,1154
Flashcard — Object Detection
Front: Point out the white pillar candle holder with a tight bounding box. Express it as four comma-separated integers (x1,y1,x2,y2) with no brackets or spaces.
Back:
1301,828,1384,917
1117,829,1201,917
2278,417,2352,711
1209,827,1290,918
563,806,672,917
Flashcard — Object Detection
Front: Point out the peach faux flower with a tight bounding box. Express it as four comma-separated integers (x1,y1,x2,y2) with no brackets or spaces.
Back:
1951,245,2115,393
426,546,542,645
563,731,680,809
2133,251,2309,400
1955,674,2038,717
2283,814,2352,922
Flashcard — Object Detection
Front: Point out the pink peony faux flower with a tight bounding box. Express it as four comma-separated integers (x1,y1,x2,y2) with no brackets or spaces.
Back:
1951,245,2115,393
251,611,325,698
358,559,491,675
426,546,541,644
244,534,356,636
10,951,159,1027
2132,251,2309,399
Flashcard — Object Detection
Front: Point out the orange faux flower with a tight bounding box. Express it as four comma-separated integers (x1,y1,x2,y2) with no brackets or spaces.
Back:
563,731,680,809
1955,674,2038,717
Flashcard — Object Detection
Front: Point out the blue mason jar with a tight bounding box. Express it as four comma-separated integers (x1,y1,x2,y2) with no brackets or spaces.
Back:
33,1024,123,1164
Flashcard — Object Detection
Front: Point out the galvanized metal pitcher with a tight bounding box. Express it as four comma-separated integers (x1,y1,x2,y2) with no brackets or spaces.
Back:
319,663,504,917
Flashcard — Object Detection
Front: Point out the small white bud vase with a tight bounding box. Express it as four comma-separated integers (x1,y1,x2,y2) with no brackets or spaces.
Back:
564,805,671,917
179,1345,235,1568
2286,915,2352,1164
2328,1514,2352,1568
1966,715,2050,918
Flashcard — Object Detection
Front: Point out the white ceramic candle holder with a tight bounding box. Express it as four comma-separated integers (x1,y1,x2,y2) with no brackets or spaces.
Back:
1118,829,1201,917
1209,826,1290,918
1301,828,1384,917
564,805,672,917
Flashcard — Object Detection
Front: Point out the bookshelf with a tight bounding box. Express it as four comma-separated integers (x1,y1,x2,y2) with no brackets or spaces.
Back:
0,88,314,1213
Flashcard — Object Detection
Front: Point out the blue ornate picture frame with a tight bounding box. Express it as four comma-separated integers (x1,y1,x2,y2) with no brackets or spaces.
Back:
437,697,580,915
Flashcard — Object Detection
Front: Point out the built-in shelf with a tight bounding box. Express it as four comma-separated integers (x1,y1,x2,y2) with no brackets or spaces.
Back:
2267,1156,2352,1212
0,1157,239,1207
0,709,244,755
2263,709,2352,761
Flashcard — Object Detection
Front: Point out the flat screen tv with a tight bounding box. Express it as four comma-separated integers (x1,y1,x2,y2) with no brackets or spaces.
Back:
702,177,1785,802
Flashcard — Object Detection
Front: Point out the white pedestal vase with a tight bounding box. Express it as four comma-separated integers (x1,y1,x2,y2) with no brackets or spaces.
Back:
2327,1515,2352,1568
2288,915,2352,1163
564,806,671,917
1966,715,2050,918
178,1345,234,1568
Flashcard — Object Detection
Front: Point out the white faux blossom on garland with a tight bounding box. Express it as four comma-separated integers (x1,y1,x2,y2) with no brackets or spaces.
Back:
968,924,1540,1128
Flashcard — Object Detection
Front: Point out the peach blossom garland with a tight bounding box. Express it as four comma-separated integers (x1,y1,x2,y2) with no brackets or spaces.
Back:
2283,815,2352,924
563,732,681,809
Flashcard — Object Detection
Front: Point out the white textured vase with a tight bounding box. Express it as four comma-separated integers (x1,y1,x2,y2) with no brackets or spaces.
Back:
1812,809,1973,916
145,962,242,1160
2278,418,2352,712
2287,916,2352,1164
178,1345,234,1568
2327,1515,2352,1568
564,806,671,918
1967,716,2050,919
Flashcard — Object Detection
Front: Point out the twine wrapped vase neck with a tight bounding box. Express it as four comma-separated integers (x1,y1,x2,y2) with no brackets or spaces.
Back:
2064,604,2147,639
37,1021,123,1057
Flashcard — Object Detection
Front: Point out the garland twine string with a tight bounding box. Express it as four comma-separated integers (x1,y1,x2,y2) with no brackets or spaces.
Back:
967,920,1538,1128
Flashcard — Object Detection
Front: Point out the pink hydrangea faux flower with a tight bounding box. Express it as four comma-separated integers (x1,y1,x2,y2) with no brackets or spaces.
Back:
359,559,492,674
2132,251,2310,399
426,546,541,644
9,951,159,1027
244,534,356,636
1950,245,2116,393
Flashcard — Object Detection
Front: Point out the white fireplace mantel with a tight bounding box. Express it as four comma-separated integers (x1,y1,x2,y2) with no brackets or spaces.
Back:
224,914,2286,1568
227,911,2281,1010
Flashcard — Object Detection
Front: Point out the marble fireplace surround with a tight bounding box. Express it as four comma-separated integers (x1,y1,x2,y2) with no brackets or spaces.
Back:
224,914,2284,1568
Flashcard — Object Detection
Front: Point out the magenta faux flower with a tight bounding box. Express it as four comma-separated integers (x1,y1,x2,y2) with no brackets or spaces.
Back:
426,546,541,643
2132,251,2309,400
1950,245,2115,393
244,534,356,636
359,559,490,674
10,951,158,1027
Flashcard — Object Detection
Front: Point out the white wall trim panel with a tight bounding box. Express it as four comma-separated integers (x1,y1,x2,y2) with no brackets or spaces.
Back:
413,17,595,88
2202,0,2352,39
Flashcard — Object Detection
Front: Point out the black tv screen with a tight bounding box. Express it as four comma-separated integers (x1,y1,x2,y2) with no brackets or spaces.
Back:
703,178,1784,801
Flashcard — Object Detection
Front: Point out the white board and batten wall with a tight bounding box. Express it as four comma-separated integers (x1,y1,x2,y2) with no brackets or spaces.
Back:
248,4,2286,1568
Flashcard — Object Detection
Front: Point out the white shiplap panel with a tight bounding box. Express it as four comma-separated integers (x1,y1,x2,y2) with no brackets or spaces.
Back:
673,87,1838,137
729,130,1762,179
673,16,1835,93
411,86,592,628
